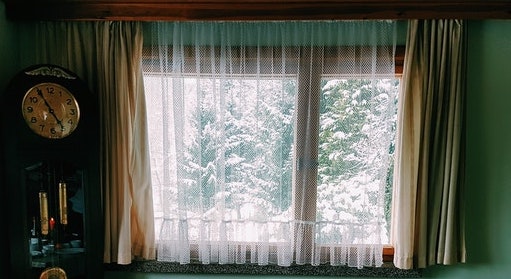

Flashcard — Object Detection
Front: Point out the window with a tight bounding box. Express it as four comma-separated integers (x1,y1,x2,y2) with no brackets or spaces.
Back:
317,77,398,243
142,21,400,268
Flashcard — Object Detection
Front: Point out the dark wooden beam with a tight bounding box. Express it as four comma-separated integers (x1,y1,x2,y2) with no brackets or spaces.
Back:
3,0,511,21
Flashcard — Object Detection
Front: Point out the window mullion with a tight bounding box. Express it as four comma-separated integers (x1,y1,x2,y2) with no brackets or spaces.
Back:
293,46,322,264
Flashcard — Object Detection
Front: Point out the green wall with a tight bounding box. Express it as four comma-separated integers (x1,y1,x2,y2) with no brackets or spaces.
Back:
0,1,16,275
0,2,17,89
1,3,510,277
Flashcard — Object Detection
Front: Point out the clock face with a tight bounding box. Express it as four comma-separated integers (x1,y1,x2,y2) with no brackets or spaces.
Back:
21,82,80,139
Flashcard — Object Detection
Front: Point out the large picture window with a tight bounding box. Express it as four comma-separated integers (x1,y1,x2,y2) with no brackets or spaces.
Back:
142,21,399,268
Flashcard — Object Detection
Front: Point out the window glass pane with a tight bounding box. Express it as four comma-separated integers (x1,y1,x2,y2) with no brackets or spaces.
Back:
317,78,399,244
144,75,296,242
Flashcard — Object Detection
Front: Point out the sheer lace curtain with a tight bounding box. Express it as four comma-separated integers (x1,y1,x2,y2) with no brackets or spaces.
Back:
143,21,397,268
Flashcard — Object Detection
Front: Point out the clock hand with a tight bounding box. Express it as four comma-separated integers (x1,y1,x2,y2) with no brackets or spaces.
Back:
36,88,65,131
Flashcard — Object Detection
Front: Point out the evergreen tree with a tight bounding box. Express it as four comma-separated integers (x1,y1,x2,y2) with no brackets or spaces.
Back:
317,78,399,243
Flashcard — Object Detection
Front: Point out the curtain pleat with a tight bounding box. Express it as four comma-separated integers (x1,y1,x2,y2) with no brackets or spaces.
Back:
392,19,466,269
32,21,155,264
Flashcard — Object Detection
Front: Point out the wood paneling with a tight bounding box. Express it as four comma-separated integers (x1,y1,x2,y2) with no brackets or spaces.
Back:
2,0,511,21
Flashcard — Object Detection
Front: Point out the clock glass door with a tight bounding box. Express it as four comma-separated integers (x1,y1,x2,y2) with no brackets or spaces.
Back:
24,161,86,278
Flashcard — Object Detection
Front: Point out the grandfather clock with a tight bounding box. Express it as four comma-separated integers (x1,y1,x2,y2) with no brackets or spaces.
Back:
1,65,102,279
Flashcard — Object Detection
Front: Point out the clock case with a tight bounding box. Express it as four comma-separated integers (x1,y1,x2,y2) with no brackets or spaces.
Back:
1,64,102,279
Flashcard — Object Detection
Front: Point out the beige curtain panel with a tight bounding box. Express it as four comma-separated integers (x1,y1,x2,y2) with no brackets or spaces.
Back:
32,21,156,264
392,19,467,269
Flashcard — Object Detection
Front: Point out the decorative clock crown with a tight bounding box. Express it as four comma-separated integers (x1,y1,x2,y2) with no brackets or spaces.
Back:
25,66,77,80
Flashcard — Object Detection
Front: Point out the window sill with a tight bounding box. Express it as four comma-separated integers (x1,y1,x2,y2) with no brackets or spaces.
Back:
104,260,421,278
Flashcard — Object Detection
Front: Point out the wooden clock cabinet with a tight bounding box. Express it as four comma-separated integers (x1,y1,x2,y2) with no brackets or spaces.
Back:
1,65,103,279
